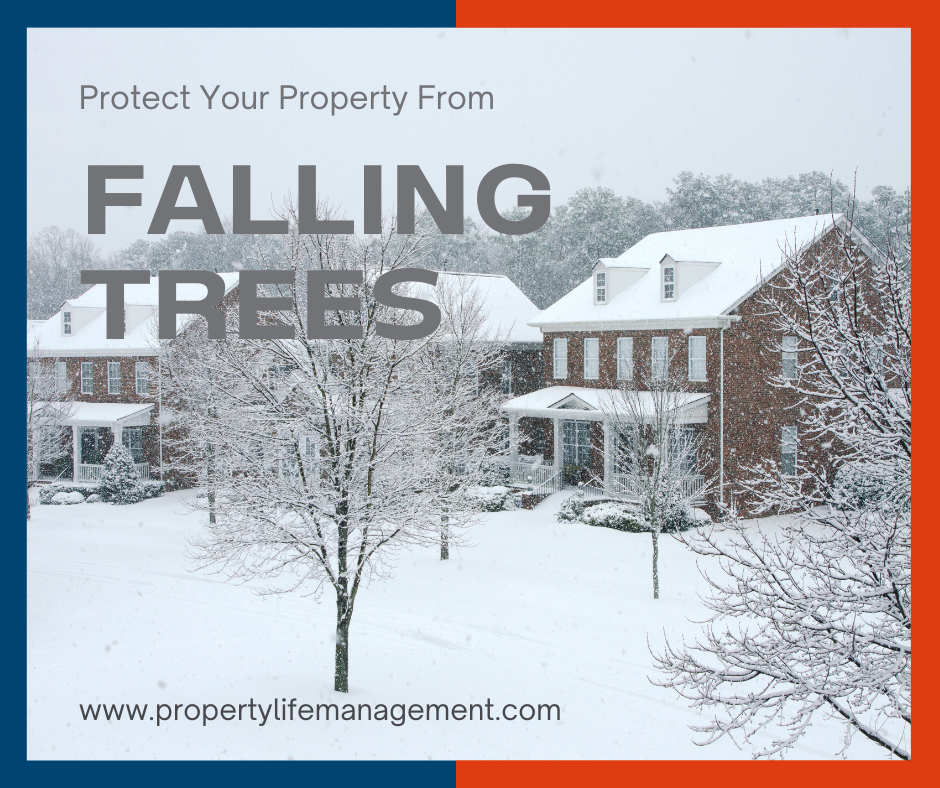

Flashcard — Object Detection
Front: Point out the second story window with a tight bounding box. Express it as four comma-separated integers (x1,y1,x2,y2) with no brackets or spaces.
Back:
136,362,150,395
583,338,599,380
81,362,93,394
62,311,72,335
617,337,633,381
652,337,668,380
108,362,122,395
499,359,512,395
663,266,675,300
595,272,606,304
553,338,568,379
782,335,798,380
688,336,706,381
55,361,67,392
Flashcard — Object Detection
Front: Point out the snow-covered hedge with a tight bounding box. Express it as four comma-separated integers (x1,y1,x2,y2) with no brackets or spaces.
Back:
557,496,710,533
832,463,902,511
479,457,511,487
50,490,85,505
38,484,94,504
461,485,514,512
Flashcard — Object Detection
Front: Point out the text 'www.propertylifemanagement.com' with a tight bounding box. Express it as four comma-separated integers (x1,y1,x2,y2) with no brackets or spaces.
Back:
80,698,562,727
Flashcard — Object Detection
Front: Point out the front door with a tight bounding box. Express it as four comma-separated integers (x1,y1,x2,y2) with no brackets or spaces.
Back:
562,420,591,485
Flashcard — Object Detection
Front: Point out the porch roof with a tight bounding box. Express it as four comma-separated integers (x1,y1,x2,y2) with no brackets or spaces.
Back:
499,386,710,423
64,402,154,427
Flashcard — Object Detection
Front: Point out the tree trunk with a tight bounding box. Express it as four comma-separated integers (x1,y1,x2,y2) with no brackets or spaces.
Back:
440,514,449,561
652,526,660,600
334,602,350,693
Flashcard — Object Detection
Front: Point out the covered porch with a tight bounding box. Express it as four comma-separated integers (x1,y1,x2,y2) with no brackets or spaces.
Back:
500,386,709,499
31,402,155,483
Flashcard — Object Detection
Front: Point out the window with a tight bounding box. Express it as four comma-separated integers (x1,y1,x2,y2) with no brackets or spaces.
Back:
108,362,122,394
688,336,706,381
583,338,599,380
62,311,72,335
782,335,798,380
499,359,512,395
55,361,67,392
652,337,668,380
303,435,317,460
781,426,798,476
135,362,150,395
81,362,93,394
553,338,568,379
122,427,144,463
617,337,634,381
671,426,698,476
595,272,606,304
562,420,591,468
663,266,675,300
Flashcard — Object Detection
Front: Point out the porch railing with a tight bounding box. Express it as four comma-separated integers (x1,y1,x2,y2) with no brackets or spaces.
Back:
609,473,706,501
510,461,556,487
78,463,150,483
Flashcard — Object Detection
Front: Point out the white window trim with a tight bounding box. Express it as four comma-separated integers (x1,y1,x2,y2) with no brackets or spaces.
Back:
81,362,93,395
553,338,568,379
135,362,150,395
55,361,67,391
595,272,607,305
652,337,668,380
583,338,599,380
782,335,798,380
500,359,512,395
662,266,676,301
62,311,72,335
688,336,706,381
108,362,122,395
617,337,634,381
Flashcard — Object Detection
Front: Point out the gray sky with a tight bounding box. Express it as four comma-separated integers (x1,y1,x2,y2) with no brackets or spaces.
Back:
27,28,910,252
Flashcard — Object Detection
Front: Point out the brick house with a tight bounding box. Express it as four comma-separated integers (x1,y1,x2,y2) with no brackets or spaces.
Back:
27,269,540,486
500,214,881,510
27,273,239,484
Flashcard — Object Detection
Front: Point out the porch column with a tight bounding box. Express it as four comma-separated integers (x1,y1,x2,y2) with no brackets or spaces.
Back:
508,416,519,469
72,425,80,482
602,419,612,490
112,424,123,455
553,417,562,473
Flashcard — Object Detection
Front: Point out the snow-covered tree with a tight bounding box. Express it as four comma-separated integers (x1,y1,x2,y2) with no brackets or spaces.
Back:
98,443,145,504
599,366,710,599
27,227,105,319
26,341,75,518
653,215,911,759
171,202,504,692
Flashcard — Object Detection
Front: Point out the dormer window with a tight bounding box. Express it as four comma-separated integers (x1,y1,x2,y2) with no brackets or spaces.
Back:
62,311,72,335
662,267,675,300
595,272,606,304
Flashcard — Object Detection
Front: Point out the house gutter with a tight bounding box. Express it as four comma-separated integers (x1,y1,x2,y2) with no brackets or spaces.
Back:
719,324,724,506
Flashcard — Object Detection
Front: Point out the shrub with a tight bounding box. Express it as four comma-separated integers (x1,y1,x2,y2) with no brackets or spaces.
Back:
38,484,93,504
98,444,145,504
832,463,902,510
556,497,586,523
462,485,513,512
50,490,85,505
479,457,511,487
581,501,649,533
85,493,101,503
140,481,165,500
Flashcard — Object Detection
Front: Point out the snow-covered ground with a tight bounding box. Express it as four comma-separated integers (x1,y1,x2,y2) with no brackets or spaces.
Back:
28,490,884,760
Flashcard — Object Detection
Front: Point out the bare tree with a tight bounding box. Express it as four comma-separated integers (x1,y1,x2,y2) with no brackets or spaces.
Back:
598,365,710,599
653,216,911,759
27,340,75,518
168,202,503,692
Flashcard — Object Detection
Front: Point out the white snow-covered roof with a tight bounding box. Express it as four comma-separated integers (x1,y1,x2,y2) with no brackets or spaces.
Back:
413,271,542,344
532,215,859,330
28,272,239,356
31,402,154,427
499,386,710,423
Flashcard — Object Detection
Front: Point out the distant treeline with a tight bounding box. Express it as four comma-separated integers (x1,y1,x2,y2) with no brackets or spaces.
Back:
27,171,910,319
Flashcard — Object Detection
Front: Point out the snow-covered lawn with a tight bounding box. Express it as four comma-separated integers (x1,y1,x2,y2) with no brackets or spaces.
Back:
27,490,883,759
